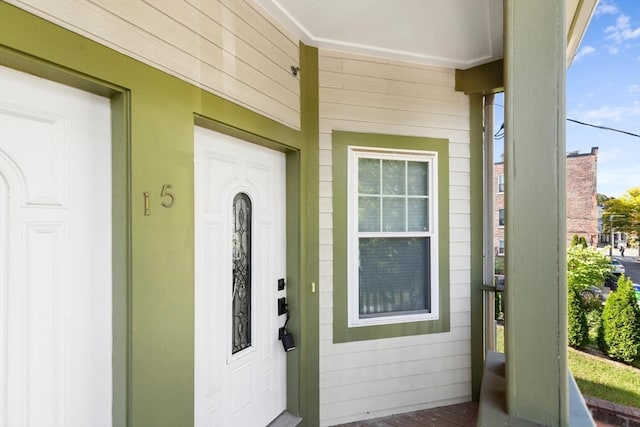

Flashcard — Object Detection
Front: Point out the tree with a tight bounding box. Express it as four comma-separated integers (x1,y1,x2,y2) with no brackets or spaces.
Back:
567,245,611,292
598,275,640,363
568,286,589,348
597,193,611,206
602,187,640,238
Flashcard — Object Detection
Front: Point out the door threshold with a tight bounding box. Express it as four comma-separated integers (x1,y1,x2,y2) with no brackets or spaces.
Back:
267,411,303,427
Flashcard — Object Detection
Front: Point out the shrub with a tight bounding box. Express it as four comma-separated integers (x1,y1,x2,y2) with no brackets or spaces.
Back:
571,234,587,247
567,245,611,292
571,234,580,247
599,275,640,363
568,285,589,348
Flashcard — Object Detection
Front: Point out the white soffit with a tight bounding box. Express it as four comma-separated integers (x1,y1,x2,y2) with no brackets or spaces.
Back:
254,0,504,69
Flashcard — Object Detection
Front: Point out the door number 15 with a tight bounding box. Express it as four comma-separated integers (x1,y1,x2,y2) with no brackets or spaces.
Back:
143,184,175,215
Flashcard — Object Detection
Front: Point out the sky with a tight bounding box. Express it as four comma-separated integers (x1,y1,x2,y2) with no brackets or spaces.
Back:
495,0,640,199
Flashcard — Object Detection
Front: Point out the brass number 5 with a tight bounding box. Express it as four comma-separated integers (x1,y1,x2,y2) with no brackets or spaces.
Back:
161,184,175,208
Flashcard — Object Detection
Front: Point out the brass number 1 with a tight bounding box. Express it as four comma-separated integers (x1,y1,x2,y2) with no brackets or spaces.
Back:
143,191,150,216
143,185,175,215
161,184,175,208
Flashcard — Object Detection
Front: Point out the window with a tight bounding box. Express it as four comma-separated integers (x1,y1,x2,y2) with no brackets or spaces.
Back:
232,193,252,354
348,148,438,327
498,208,505,227
498,174,504,193
498,239,505,256
332,131,450,342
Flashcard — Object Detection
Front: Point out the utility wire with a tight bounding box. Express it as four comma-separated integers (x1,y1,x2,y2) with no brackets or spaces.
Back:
494,119,640,139
566,118,640,138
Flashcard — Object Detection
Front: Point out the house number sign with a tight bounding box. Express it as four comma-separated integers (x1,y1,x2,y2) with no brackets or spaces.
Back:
143,184,175,215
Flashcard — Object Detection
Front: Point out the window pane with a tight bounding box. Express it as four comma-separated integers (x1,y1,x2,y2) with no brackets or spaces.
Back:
407,161,428,195
232,193,251,354
359,237,429,316
498,208,505,226
358,158,380,194
359,196,380,232
408,198,428,231
382,197,405,231
382,160,405,195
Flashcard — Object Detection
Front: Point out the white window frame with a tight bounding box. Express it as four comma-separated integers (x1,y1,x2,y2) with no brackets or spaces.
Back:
498,173,504,193
347,146,439,327
498,208,505,227
498,239,505,256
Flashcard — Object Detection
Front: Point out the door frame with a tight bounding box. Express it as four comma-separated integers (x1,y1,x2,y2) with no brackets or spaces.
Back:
0,47,132,427
194,115,304,419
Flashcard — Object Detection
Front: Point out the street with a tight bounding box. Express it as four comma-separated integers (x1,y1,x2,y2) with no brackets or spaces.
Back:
617,254,640,285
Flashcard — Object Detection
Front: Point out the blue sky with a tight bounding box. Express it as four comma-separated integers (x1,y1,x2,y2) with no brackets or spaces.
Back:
495,0,640,198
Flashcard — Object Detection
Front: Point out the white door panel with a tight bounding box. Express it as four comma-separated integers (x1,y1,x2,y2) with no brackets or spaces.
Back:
195,127,287,427
0,66,112,427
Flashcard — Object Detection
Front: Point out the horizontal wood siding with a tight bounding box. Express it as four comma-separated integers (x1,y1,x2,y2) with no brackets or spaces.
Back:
7,0,300,129
318,50,471,426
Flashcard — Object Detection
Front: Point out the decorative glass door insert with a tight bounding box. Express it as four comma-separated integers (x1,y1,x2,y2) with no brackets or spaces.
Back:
232,192,252,354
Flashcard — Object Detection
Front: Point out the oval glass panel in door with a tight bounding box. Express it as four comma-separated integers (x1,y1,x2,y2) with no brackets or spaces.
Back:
232,192,252,354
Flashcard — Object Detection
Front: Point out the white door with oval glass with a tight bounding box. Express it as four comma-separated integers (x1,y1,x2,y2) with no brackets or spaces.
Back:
0,66,112,426
194,127,287,427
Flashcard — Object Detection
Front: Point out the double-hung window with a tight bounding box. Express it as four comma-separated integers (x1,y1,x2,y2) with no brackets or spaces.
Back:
498,240,505,256
348,147,438,327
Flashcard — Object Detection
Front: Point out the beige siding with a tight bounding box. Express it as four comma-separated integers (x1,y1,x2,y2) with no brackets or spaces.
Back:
7,0,300,129
318,50,471,426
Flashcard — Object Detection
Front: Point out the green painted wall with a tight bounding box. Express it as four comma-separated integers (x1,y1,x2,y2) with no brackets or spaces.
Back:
0,2,318,426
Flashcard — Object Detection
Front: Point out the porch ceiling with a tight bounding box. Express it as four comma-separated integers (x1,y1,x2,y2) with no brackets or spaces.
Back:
255,0,599,69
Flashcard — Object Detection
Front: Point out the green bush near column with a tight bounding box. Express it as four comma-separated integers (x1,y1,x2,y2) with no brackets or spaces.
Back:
598,275,640,363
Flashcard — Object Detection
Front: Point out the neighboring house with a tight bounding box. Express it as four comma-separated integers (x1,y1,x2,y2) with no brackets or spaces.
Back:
495,147,599,256
0,1,598,427
598,204,628,247
567,148,599,246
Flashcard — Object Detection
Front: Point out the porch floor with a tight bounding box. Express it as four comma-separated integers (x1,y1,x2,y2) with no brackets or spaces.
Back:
330,401,621,427
330,402,479,427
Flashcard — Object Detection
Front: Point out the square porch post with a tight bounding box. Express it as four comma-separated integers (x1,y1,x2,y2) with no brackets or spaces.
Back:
504,0,568,425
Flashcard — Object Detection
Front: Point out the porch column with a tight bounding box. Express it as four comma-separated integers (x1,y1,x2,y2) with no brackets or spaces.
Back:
504,0,568,426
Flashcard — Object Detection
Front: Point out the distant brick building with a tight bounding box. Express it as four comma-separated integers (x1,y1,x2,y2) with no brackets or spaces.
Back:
494,147,598,256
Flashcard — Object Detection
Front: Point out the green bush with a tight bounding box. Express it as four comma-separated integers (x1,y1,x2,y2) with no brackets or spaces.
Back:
494,257,504,275
598,275,640,363
571,234,587,247
568,285,589,348
571,234,580,247
567,245,611,292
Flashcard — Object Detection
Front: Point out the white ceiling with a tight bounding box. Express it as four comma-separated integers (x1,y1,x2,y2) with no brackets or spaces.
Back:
255,0,504,70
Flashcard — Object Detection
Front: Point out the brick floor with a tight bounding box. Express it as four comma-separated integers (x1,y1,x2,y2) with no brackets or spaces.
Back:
330,402,478,427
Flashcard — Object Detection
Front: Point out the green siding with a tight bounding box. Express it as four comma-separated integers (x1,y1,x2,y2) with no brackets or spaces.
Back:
332,131,450,343
0,2,317,426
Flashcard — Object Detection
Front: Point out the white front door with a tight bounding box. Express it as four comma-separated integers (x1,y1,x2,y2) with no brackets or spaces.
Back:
0,66,112,426
194,127,287,427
